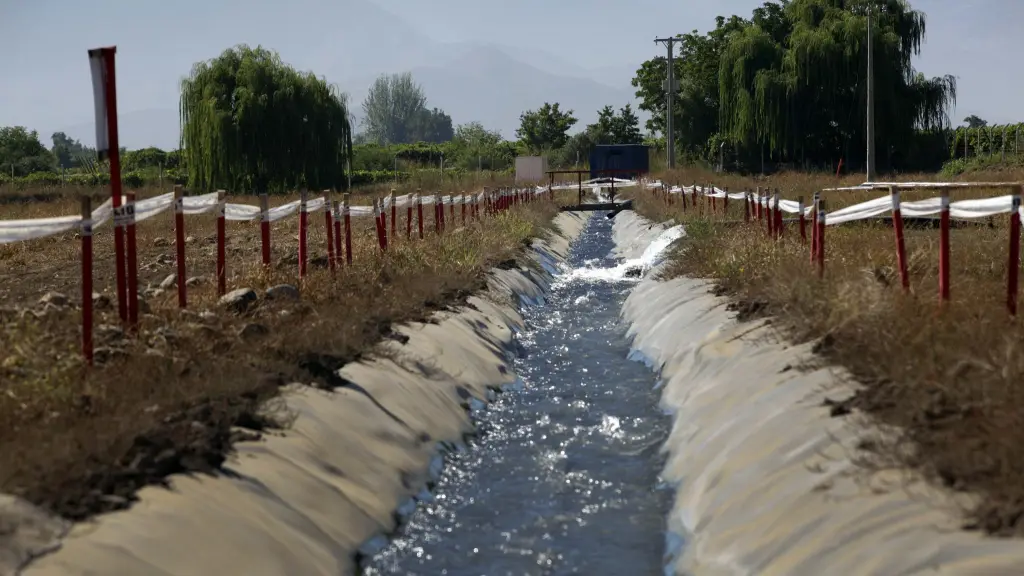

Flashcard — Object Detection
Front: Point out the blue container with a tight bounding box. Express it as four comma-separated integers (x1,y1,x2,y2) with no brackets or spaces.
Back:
589,144,650,179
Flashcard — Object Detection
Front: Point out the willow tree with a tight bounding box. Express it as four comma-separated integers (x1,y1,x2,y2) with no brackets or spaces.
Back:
718,0,956,171
179,45,353,193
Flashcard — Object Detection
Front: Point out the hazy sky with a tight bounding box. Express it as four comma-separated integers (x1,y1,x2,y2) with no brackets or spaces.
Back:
1,0,1019,148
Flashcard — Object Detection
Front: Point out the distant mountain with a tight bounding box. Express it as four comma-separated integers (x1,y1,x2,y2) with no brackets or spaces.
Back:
53,0,644,149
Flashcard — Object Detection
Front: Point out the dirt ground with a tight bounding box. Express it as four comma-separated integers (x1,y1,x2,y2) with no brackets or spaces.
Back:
631,167,1024,536
0,181,567,521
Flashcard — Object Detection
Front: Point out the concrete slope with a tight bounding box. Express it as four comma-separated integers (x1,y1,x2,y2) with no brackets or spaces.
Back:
614,211,1024,575
6,213,588,576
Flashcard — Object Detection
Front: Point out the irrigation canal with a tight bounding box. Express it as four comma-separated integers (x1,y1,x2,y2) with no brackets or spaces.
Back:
363,213,679,576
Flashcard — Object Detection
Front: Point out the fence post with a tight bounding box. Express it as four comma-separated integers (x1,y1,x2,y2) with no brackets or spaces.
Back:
406,193,413,239
798,196,806,242
770,189,778,236
416,192,424,239
817,200,827,278
390,189,397,241
333,199,343,265
461,193,467,224
260,193,271,268
298,189,308,280
1008,187,1021,316
215,190,227,296
755,186,762,221
810,191,820,263
324,190,336,273
343,193,352,265
723,186,729,216
890,186,910,292
435,193,443,234
80,195,94,366
939,189,950,303
124,191,138,329
374,198,388,252
173,185,187,308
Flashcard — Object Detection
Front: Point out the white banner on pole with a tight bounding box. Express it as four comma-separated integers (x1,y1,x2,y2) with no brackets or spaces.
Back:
88,48,111,159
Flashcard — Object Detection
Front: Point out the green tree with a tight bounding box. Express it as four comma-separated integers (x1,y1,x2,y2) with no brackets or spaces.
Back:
408,107,454,143
586,104,643,145
179,44,353,192
963,115,988,129
451,121,508,170
632,0,956,172
50,131,95,169
0,127,56,177
516,102,577,153
361,72,431,145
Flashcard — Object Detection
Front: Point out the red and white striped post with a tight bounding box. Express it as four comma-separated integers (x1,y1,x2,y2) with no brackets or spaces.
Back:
390,190,397,241
88,46,128,324
755,186,762,221
173,185,187,308
743,191,750,222
484,187,492,216
124,191,139,329
406,193,413,239
939,189,950,303
461,194,467,224
260,194,271,269
449,193,455,221
324,190,336,273
798,196,806,242
1008,187,1021,316
216,190,227,296
80,196,94,365
889,186,910,292
343,193,353,265
766,189,774,236
378,195,387,241
816,202,827,278
298,189,308,280
333,200,343,265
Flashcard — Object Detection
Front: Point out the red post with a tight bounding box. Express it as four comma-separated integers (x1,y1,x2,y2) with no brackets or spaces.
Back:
548,173,554,202
773,191,783,238
461,194,467,224
333,200,343,265
416,193,424,239
406,193,413,239
755,186,763,221
173,185,187,308
798,196,806,242
817,201,827,278
298,189,308,280
215,190,226,296
435,193,442,234
80,196,94,365
390,190,397,241
890,187,910,292
379,195,387,241
90,47,128,324
124,191,138,329
939,190,950,303
324,190,336,273
343,193,353,265
260,194,271,268
810,192,820,264
449,194,455,221
374,198,388,252
723,187,729,215
1008,187,1021,316
766,189,775,236
743,192,750,222
711,189,717,213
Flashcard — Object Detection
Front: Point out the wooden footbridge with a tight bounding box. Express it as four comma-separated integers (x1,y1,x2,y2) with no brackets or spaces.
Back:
547,169,641,218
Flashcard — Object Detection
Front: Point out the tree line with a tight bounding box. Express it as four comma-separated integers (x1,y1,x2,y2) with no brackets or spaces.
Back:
1,44,646,191
630,0,987,174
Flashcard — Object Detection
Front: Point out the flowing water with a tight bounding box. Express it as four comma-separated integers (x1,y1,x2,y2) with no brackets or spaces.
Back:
362,214,681,576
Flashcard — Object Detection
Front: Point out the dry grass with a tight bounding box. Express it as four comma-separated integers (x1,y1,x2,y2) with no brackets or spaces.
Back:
632,166,1024,535
0,181,569,520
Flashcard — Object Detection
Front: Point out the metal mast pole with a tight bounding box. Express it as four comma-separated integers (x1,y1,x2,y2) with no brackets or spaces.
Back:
866,5,876,182
655,36,677,169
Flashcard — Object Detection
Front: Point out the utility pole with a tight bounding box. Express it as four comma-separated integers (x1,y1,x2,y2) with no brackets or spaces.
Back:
865,5,876,182
655,36,679,169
